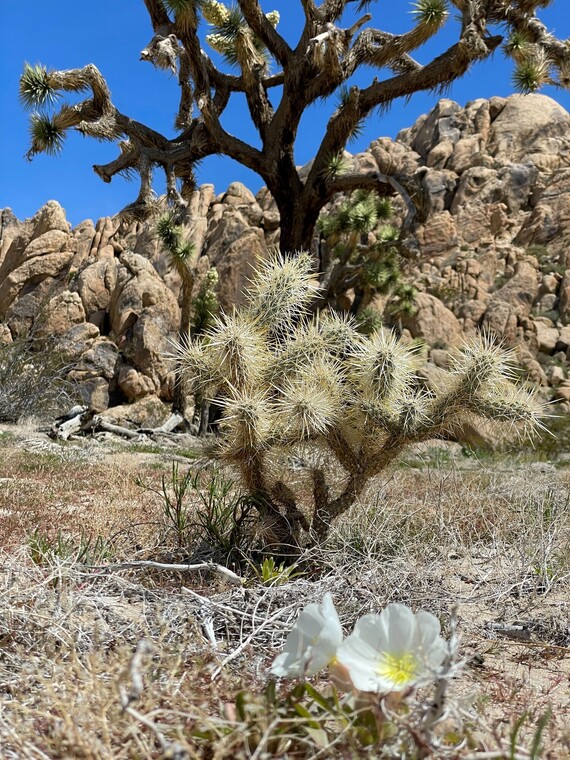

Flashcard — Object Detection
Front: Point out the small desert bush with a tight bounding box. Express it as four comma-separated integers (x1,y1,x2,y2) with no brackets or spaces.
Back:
0,331,75,422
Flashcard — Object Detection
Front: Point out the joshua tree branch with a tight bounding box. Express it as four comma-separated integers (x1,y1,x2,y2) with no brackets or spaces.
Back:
306,29,501,195
321,0,349,23
143,0,172,33
93,146,138,184
300,0,321,24
346,27,429,74
236,0,293,67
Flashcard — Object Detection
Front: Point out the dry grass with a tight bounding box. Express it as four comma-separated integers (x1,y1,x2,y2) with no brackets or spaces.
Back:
0,424,569,758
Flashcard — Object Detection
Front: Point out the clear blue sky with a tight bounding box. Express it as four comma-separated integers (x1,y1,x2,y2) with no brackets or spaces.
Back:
1,1,569,227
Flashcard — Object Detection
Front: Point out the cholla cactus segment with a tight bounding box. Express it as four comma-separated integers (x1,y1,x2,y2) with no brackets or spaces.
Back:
273,322,328,378
468,381,546,439
356,397,399,434
349,330,419,403
200,0,230,26
205,312,269,392
245,253,319,335
317,312,361,359
219,388,273,453
270,353,345,444
450,335,517,396
275,376,342,441
175,337,218,392
395,391,432,437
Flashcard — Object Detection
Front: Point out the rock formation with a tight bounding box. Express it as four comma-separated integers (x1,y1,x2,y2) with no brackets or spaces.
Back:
2,93,570,424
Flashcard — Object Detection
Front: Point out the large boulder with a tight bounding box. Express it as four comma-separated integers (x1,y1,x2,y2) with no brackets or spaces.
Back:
487,94,570,169
74,257,118,327
34,291,86,339
109,251,179,337
205,207,268,309
400,293,463,348
109,251,179,399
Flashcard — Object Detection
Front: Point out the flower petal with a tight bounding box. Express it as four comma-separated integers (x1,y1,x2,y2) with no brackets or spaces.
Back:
270,593,342,678
415,609,447,675
380,603,416,655
348,614,390,655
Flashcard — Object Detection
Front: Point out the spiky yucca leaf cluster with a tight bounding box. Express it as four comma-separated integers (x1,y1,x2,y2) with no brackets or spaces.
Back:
411,0,449,29
156,213,195,266
201,0,280,68
177,256,545,546
28,113,66,157
502,27,555,94
19,63,60,110
318,191,415,331
512,52,552,93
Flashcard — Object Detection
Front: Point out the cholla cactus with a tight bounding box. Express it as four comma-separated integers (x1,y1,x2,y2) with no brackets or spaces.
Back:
177,255,545,553
318,190,416,331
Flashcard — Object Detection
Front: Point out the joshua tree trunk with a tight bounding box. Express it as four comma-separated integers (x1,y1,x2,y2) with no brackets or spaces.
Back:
173,274,194,420
269,179,325,254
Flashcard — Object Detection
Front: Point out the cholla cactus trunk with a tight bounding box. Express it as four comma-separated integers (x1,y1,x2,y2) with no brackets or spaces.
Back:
177,256,545,552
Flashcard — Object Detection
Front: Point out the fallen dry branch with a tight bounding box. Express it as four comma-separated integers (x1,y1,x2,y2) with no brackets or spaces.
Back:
86,559,244,585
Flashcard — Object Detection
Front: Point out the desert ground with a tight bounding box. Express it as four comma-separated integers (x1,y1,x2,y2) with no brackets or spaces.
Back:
0,419,568,759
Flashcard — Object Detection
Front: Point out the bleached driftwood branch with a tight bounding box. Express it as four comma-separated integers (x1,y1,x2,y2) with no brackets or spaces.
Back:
87,559,243,585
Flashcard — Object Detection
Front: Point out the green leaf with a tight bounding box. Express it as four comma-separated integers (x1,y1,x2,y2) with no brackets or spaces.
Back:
303,683,336,715
293,702,321,730
530,709,552,760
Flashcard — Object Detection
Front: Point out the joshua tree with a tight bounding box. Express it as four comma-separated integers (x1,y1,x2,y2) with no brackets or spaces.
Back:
156,213,219,422
317,190,417,327
179,255,545,553
20,1,570,257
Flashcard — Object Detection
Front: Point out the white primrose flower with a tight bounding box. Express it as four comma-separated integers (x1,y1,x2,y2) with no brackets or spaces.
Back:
336,603,446,693
270,593,343,678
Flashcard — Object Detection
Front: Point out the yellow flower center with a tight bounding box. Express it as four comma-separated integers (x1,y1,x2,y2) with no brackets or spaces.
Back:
377,651,419,687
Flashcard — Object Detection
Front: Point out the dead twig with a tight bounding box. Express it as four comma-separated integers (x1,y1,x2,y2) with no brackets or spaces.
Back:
87,559,243,585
